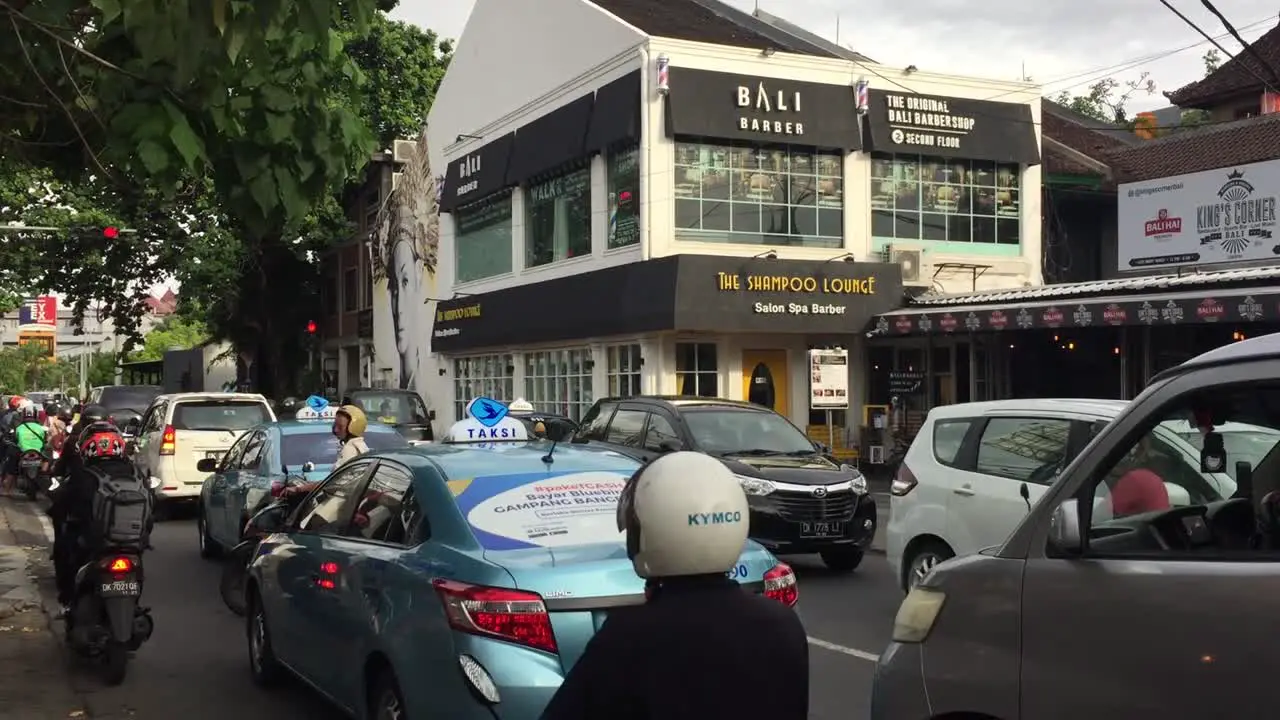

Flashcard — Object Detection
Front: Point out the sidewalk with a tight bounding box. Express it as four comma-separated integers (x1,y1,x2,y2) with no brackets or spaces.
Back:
0,497,92,719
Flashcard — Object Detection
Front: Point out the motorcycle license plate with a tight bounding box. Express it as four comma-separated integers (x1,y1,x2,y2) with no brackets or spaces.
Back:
19,459,41,468
99,579,141,597
799,521,844,538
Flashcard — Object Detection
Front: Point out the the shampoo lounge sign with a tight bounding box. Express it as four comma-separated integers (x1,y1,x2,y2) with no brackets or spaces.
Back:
716,271,878,317
433,302,481,339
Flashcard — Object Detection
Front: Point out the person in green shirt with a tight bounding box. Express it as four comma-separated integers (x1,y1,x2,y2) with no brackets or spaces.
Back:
14,405,48,453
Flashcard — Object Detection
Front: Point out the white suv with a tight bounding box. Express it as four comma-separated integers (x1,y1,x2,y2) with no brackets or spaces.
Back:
131,392,277,505
885,399,1268,591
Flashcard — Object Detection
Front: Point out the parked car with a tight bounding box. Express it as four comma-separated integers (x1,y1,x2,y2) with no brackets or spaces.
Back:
872,334,1280,720
342,387,435,442
129,392,277,509
82,385,164,430
884,398,1259,592
241,406,798,719
572,396,873,571
195,419,409,557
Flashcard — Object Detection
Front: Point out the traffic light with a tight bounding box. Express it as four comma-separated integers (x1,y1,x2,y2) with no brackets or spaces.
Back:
306,320,317,334
103,226,119,238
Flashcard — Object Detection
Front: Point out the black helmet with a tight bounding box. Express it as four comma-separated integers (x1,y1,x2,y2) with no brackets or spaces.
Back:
56,404,72,422
79,404,108,426
43,401,58,417
280,396,300,413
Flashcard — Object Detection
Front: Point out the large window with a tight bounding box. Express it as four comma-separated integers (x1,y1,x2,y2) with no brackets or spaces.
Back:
871,154,1020,245
607,145,640,249
524,348,594,421
526,166,591,268
452,354,514,421
455,195,513,283
674,141,843,247
676,342,718,397
606,343,642,397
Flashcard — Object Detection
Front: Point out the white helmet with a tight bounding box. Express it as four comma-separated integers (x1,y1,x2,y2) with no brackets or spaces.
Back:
617,451,749,578
508,398,534,414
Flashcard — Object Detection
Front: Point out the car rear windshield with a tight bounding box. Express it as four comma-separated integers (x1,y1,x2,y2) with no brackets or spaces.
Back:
99,386,162,412
348,392,429,425
280,431,408,468
172,401,270,431
452,470,629,551
683,408,816,456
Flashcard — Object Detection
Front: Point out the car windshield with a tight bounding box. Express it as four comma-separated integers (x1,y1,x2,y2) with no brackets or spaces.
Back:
683,408,816,456
348,392,429,425
100,386,162,411
1164,420,1280,482
172,401,270,431
26,392,50,405
453,469,629,550
280,431,408,468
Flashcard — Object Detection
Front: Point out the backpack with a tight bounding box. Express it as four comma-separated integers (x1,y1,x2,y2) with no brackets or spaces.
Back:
86,462,152,550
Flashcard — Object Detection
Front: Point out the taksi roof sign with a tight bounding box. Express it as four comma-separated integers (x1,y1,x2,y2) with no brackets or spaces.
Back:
448,397,529,443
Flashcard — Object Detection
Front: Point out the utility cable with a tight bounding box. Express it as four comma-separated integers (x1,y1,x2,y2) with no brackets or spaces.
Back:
1197,0,1280,87
1155,0,1277,91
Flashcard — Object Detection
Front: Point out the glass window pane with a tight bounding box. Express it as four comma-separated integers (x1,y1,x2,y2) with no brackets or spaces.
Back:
607,144,640,249
455,195,514,283
525,166,591,268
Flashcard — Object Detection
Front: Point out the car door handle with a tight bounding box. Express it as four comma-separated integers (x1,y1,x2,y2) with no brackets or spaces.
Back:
954,484,976,496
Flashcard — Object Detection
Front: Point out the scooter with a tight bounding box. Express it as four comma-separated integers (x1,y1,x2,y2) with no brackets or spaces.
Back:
49,475,160,685
17,449,47,500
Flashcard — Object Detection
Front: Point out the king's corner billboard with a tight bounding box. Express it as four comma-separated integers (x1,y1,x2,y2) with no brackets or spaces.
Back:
1118,159,1279,272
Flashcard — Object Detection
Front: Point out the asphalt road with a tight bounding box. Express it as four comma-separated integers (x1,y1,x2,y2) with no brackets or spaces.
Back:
16,500,901,720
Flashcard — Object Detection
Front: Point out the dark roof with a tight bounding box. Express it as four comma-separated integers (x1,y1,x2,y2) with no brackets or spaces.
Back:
1106,112,1280,182
750,9,874,62
590,0,842,58
1044,143,1101,177
1039,100,1138,183
1166,23,1280,108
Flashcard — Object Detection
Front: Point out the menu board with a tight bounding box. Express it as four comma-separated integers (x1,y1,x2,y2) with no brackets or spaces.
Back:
808,349,849,409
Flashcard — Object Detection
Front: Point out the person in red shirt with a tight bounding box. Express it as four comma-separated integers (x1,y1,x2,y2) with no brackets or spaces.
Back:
1110,436,1171,516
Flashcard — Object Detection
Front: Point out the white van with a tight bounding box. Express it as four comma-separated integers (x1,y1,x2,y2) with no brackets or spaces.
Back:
885,398,1269,591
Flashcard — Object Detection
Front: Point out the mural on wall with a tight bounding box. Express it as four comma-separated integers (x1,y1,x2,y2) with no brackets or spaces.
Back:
371,128,440,391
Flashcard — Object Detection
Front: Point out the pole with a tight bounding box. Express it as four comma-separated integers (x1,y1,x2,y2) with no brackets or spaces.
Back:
826,409,834,452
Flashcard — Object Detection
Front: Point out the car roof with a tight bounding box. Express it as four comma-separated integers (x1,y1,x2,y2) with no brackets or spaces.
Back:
273,419,401,435
345,388,421,396
374,441,641,479
927,398,1130,420
1158,331,1280,379
157,392,268,403
596,395,769,411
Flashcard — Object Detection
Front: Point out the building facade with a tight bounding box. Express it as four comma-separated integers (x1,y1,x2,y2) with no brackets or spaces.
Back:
374,0,1045,444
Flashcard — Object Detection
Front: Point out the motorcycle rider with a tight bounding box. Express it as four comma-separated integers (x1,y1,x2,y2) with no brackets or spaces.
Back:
0,396,23,494
12,404,50,492
283,404,371,498
539,452,809,720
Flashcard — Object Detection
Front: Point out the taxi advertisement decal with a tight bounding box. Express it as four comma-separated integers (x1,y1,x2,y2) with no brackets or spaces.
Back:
454,471,628,551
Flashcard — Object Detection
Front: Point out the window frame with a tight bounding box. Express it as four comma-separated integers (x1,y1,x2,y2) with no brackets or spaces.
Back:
932,418,977,469
675,342,719,398
642,411,681,452
291,460,376,536
606,143,640,249
605,407,649,448
524,348,594,422
452,354,515,421
578,401,618,441
869,152,1021,246
605,343,643,397
343,265,359,312
525,165,592,268
218,431,253,473
339,460,425,546
973,415,1073,484
237,431,267,471
454,193,515,284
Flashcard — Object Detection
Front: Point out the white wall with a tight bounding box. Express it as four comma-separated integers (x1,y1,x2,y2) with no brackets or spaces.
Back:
644,39,1044,294
201,341,236,392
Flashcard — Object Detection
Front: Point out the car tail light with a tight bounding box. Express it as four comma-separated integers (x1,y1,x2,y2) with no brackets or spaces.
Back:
104,556,134,574
890,462,918,496
763,563,798,607
159,425,175,456
433,578,557,653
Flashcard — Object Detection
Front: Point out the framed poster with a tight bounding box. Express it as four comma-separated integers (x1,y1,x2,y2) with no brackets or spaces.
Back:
808,348,849,409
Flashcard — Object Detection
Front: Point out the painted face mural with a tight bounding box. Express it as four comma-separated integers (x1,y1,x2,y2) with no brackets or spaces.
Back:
372,128,440,391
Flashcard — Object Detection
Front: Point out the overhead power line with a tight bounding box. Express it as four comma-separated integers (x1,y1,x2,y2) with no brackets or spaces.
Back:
1197,0,1280,87
1155,0,1278,92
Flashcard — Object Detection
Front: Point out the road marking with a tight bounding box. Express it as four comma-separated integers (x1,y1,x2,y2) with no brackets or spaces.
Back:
807,635,880,662
37,513,54,545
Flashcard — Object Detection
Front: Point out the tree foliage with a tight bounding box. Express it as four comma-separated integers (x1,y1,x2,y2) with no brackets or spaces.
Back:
0,343,75,393
1052,72,1157,124
127,316,208,361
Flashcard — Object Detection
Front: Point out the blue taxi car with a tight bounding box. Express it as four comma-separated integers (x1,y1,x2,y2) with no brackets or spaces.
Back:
243,399,799,720
196,399,408,558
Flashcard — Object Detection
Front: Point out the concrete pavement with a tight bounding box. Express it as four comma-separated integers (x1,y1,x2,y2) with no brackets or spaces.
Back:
0,498,902,719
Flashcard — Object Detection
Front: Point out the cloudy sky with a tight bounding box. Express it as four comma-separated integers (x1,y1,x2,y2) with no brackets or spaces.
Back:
389,0,1278,113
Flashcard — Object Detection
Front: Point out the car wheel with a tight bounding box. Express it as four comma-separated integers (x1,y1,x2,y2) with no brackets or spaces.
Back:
197,509,220,559
819,546,864,572
247,590,283,687
905,541,954,592
369,669,406,720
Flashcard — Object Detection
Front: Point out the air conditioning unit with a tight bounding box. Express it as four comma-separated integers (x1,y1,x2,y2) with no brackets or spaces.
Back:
392,171,403,191
392,139,417,165
884,244,923,283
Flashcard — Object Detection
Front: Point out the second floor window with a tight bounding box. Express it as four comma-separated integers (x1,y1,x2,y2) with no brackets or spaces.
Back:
674,141,843,248
343,267,358,312
455,194,514,284
526,166,591,268
608,144,640,249
871,154,1021,246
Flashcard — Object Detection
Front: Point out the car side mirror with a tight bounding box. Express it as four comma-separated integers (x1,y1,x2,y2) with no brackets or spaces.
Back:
247,505,290,535
658,439,684,453
814,442,831,454
428,410,436,421
1048,499,1082,553
196,457,219,472
543,418,580,443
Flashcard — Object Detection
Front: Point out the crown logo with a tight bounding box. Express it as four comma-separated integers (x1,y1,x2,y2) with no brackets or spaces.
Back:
1227,169,1244,179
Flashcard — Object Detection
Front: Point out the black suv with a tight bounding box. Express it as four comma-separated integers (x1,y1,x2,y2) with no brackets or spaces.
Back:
83,385,164,429
343,388,435,442
573,396,875,571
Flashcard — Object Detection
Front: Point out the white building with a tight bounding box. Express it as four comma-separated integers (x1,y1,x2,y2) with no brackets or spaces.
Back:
373,0,1043,442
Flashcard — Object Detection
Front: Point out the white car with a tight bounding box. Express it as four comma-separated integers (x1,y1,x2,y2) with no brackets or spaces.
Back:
130,392,277,505
885,399,1267,591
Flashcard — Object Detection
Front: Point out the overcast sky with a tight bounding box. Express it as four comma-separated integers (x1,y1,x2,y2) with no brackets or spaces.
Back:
389,0,1279,112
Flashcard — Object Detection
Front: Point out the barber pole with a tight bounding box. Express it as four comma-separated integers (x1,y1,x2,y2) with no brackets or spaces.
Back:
855,78,869,114
656,54,670,95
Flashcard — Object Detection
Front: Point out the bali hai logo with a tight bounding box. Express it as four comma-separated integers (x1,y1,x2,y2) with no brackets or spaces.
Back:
466,397,509,428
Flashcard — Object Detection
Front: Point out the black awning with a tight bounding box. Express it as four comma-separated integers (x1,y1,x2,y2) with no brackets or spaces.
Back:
508,93,596,184
864,89,1040,165
871,286,1277,336
586,70,641,152
664,67,862,150
438,133,515,213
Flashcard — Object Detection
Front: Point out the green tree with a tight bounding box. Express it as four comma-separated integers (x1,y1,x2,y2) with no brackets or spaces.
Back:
1180,49,1225,129
0,343,72,393
1052,72,1157,123
87,351,118,387
128,317,209,362
348,15,454,145
1203,48,1223,75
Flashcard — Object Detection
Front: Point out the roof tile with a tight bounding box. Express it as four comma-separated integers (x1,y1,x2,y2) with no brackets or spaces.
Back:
1167,23,1280,107
1106,113,1280,182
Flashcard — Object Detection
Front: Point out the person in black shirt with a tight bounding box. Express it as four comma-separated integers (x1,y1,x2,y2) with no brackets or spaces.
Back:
539,452,809,720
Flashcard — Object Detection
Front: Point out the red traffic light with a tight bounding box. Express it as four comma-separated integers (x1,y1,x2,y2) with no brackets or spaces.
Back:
306,320,317,334
103,226,119,239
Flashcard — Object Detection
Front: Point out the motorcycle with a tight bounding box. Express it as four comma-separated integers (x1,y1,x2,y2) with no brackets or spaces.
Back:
220,469,308,616
48,474,160,685
17,449,48,500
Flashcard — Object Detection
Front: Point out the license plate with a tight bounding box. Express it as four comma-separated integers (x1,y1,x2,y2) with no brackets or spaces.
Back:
99,579,141,597
800,521,844,538
19,459,40,468
205,451,222,460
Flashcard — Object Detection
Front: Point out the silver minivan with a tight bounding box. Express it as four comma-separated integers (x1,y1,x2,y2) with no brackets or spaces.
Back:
873,333,1280,720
